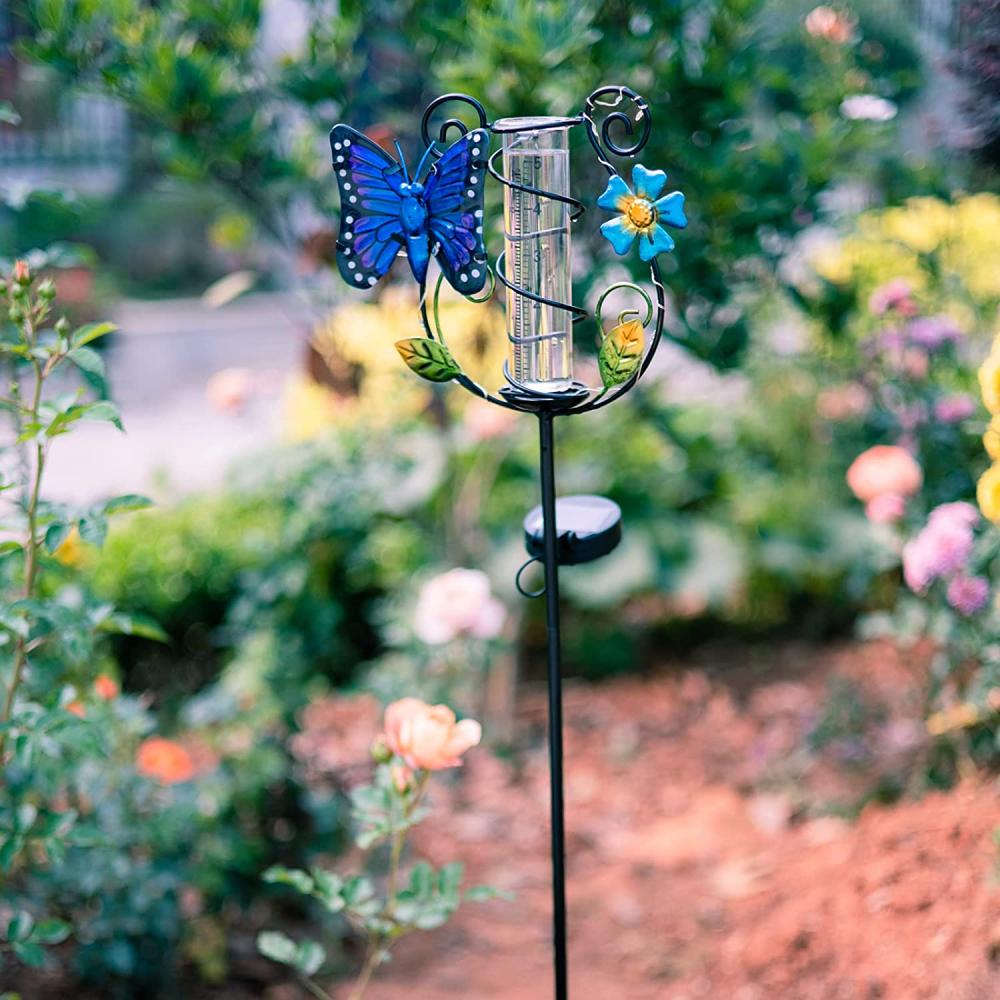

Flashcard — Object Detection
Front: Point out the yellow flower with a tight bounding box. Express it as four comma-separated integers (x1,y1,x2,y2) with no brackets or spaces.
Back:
978,345,1000,415
977,462,1000,522
53,526,86,568
984,418,1000,461
926,703,980,737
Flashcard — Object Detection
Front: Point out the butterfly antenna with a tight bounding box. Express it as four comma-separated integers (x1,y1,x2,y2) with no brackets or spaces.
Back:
394,140,409,183
414,143,435,181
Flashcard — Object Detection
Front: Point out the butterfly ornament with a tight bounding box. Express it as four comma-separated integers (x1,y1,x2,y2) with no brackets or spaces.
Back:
330,124,489,295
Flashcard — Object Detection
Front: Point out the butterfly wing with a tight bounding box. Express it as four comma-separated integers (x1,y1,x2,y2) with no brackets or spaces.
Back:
330,124,406,288
424,128,489,295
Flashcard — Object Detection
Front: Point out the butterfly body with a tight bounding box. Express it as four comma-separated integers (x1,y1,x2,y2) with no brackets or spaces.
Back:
330,124,489,294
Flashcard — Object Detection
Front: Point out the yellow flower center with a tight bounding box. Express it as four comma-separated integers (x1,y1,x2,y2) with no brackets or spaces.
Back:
626,197,656,231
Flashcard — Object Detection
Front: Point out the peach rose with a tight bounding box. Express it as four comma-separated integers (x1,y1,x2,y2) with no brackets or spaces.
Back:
94,674,119,700
206,367,255,414
136,737,197,785
805,6,855,43
846,445,922,503
67,700,86,718
382,698,482,771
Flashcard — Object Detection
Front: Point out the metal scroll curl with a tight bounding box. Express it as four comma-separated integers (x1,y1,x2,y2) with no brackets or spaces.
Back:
582,85,652,174
420,93,489,153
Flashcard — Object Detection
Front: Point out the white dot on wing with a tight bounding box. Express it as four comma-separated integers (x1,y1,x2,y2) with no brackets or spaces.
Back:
334,142,342,150
367,276,376,285
472,269,480,277
346,215,354,223
344,139,352,146
350,196,357,203
354,273,363,281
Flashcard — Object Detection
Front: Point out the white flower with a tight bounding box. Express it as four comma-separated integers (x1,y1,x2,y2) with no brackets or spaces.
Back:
839,95,898,123
413,568,506,645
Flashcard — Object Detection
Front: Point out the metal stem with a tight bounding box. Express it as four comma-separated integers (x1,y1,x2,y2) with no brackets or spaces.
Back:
537,410,568,1000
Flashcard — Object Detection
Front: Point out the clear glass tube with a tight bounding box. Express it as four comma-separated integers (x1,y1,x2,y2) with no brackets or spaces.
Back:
498,119,573,392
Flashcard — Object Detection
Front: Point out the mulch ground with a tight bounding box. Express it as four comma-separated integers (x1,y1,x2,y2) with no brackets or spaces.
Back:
338,640,1000,1000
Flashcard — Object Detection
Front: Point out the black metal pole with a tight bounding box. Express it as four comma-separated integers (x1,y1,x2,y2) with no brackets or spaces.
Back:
537,410,568,1000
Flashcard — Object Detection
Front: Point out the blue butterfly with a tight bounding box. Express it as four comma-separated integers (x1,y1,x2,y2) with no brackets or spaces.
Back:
330,124,489,295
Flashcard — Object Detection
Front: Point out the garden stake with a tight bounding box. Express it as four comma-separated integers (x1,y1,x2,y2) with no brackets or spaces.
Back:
328,86,686,1000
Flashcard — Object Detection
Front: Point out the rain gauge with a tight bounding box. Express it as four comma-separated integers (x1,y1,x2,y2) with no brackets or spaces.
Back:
495,118,576,391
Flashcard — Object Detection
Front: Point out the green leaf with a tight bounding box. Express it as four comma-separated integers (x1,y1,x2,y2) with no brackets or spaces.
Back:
11,941,45,968
257,930,298,967
0,541,22,558
96,612,167,642
7,912,33,942
30,919,70,945
71,322,116,349
66,346,105,379
310,869,345,912
438,862,463,903
77,515,107,547
43,523,71,554
465,885,513,902
0,102,20,126
598,318,644,388
293,940,325,977
79,400,123,431
263,866,314,895
394,338,461,383
102,494,153,516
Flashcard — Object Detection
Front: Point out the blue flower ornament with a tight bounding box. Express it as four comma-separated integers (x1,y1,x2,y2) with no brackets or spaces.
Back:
597,164,687,262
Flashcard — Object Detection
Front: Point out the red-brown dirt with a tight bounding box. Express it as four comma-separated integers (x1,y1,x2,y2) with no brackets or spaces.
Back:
325,640,1000,999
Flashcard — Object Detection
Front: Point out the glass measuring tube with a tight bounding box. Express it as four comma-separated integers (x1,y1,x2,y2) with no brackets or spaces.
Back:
497,119,574,392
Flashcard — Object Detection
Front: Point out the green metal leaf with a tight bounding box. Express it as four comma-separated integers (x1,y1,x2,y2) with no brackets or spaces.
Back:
394,338,461,383
598,318,644,388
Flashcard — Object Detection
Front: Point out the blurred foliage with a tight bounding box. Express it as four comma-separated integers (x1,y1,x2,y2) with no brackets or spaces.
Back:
954,0,1000,171
23,0,939,365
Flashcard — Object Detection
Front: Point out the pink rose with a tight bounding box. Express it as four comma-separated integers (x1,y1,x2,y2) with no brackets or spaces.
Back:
946,575,990,616
868,279,916,317
413,568,506,644
846,445,922,504
865,493,906,523
383,698,482,771
928,502,980,531
464,401,519,441
934,394,976,424
902,503,979,593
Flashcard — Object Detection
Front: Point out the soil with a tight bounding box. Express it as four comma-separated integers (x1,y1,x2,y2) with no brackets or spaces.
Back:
10,640,1000,999
322,639,1000,1000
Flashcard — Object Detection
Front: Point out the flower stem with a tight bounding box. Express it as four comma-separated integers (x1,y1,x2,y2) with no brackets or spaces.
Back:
0,355,45,762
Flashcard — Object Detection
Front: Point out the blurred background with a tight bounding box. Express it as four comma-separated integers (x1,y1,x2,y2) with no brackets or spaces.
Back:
2,0,1000,997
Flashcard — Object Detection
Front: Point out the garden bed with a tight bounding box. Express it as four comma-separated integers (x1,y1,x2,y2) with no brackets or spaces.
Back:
11,640,998,999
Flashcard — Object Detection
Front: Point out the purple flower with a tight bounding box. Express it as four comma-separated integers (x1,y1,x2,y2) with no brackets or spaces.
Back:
946,575,990,616
902,503,978,593
907,315,963,350
934,393,977,424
